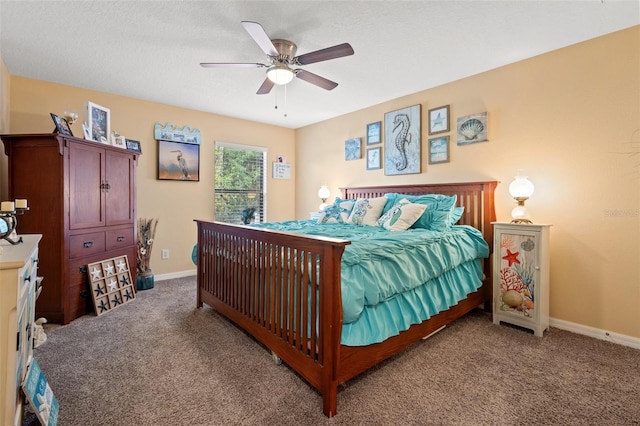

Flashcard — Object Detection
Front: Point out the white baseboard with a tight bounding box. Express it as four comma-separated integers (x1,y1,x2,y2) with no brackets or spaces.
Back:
154,269,196,281
550,317,640,350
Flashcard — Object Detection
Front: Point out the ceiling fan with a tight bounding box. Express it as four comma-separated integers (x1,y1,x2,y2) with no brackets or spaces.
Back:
200,21,354,95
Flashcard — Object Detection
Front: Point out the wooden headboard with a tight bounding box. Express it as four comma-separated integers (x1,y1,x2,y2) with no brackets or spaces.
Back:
340,181,498,252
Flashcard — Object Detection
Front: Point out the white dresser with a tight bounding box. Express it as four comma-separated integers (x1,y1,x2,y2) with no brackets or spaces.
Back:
0,235,42,426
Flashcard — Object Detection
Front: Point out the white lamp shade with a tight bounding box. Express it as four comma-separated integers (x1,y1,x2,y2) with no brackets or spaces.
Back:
509,175,534,199
317,185,330,200
267,65,294,85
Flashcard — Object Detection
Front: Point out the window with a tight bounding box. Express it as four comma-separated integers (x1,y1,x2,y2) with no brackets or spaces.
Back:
214,142,266,224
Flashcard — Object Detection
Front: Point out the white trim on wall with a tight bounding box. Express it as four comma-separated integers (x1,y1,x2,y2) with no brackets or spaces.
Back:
550,317,640,350
155,269,196,281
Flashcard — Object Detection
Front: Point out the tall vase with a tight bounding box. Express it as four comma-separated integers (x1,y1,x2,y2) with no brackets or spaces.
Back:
137,269,154,290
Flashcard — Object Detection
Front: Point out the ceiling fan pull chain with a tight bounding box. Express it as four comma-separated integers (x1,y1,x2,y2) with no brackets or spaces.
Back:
283,84,288,118
274,86,279,110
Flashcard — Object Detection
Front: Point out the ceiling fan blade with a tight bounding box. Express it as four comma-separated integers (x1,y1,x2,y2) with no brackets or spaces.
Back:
200,62,267,68
295,69,338,91
294,43,354,65
256,78,275,95
241,21,278,57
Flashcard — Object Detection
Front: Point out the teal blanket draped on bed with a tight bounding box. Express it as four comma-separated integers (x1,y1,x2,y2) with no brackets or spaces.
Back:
252,221,489,346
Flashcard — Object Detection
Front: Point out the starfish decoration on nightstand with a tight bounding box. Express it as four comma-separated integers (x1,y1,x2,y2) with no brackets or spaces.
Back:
103,263,115,276
94,284,105,296
91,266,102,281
120,275,130,287
98,300,109,313
502,249,521,267
116,259,127,272
107,278,118,292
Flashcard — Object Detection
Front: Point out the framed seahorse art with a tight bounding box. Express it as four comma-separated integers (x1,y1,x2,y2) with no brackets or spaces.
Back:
384,104,421,175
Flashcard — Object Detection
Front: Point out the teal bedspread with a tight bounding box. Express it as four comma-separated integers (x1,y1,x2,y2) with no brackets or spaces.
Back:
252,220,489,346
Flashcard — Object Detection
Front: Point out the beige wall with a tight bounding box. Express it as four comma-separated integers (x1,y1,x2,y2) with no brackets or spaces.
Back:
296,27,640,338
4,78,296,276
0,57,10,200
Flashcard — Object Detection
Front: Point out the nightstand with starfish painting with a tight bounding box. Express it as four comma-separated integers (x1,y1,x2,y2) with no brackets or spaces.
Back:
492,222,551,337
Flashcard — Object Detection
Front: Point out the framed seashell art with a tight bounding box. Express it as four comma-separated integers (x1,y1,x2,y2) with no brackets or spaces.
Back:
457,112,488,145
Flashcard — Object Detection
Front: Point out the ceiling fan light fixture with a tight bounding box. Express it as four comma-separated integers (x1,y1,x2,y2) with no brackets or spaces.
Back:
267,65,294,85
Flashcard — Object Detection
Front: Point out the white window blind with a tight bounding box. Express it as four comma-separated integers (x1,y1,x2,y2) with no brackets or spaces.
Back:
214,142,267,224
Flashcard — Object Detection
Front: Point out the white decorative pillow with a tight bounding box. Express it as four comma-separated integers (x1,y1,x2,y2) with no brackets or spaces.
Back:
346,197,387,226
317,199,355,224
377,198,427,231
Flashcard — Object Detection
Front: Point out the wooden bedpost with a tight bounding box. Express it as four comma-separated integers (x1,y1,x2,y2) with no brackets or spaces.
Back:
319,241,345,417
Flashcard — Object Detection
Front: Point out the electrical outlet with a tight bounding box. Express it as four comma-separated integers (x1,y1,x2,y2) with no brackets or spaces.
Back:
161,249,169,260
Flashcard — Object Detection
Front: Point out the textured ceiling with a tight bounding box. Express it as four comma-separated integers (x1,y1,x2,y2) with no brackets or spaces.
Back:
1,1,638,129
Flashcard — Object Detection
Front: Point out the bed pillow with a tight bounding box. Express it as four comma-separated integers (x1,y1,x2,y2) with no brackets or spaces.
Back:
383,193,457,231
346,196,387,226
410,194,457,231
377,198,427,231
316,199,355,224
449,206,465,226
381,193,400,215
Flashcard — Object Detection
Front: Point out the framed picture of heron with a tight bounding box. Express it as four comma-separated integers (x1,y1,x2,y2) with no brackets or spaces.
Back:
157,140,200,181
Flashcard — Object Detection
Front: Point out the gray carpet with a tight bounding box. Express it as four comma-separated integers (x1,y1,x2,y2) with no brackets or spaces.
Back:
34,276,640,425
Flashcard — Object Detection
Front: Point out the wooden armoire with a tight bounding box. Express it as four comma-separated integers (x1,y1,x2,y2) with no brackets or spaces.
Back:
1,133,138,324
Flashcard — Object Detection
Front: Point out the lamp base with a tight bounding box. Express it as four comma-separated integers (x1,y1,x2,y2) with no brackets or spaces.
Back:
510,218,533,224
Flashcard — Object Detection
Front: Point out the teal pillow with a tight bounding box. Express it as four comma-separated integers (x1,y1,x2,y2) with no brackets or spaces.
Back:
382,193,457,231
449,206,465,226
381,193,399,215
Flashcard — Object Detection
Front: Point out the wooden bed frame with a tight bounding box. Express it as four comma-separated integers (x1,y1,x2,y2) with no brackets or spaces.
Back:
195,181,497,417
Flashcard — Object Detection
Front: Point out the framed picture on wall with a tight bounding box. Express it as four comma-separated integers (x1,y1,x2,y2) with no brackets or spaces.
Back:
384,104,421,175
366,121,381,145
366,147,382,170
345,137,362,161
428,136,450,164
157,140,200,181
87,101,111,144
457,112,488,145
428,105,450,135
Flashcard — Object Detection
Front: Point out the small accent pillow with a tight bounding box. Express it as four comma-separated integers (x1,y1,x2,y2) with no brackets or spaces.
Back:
316,199,355,224
377,199,427,231
346,196,387,226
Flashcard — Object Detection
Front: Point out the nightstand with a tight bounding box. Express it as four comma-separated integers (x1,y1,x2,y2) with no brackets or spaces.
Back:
492,222,551,337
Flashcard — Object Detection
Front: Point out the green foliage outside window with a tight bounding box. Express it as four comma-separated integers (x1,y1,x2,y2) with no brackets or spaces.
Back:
214,145,265,224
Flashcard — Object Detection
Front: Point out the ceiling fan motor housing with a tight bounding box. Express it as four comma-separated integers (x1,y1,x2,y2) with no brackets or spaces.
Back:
271,39,297,64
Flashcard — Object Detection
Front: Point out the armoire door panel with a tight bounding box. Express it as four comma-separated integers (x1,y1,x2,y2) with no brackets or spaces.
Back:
69,143,105,229
106,150,134,226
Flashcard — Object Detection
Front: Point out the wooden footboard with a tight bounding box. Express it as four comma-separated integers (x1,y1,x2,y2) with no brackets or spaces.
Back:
195,220,350,413
196,181,497,417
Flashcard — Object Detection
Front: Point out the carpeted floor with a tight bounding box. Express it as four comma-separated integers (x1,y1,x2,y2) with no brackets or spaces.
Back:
34,276,640,425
